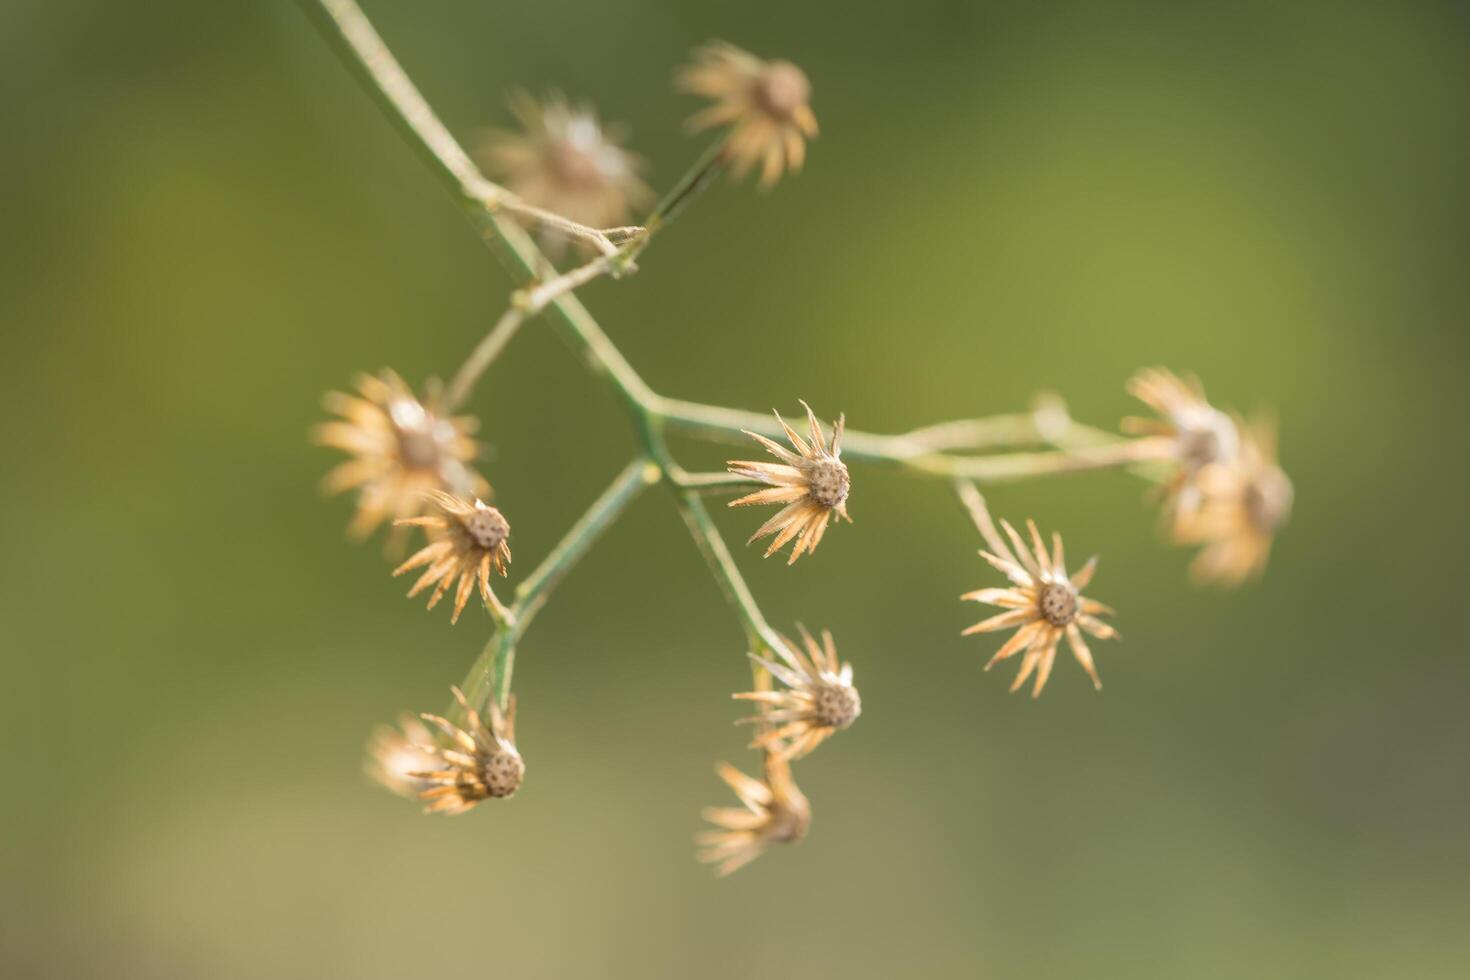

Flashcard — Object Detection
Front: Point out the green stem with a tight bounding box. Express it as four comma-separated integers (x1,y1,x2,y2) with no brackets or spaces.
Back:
459,458,658,715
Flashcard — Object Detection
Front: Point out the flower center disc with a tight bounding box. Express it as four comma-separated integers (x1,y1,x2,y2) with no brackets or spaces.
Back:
1039,582,1078,627
813,683,861,728
805,458,850,509
464,508,509,550
755,62,810,120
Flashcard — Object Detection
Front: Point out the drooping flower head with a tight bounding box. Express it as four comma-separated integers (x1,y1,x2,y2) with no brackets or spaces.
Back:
677,41,818,188
408,686,524,814
696,753,810,876
315,370,488,548
393,491,512,624
479,91,652,234
1175,416,1292,586
735,626,860,760
727,401,850,563
1123,367,1239,527
960,489,1118,697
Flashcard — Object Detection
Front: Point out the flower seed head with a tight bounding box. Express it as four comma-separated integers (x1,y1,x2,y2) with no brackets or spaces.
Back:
677,42,818,188
812,680,862,729
1123,367,1241,532
735,626,861,759
1038,581,1079,628
754,61,811,120
479,744,526,799
1175,416,1291,586
464,504,511,551
727,401,850,564
479,91,652,238
410,687,525,814
961,491,1117,697
394,492,512,624
804,456,850,509
697,754,811,876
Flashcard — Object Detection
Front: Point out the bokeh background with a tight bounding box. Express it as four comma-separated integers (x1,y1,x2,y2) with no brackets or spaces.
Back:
3,1,1468,977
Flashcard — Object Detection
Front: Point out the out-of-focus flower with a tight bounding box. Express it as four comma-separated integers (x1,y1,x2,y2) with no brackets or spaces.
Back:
413,687,525,814
1176,416,1292,586
365,714,443,800
479,91,652,234
735,626,860,760
315,370,487,548
696,754,810,876
394,491,512,624
677,41,818,188
961,491,1117,697
728,402,850,563
1123,367,1240,528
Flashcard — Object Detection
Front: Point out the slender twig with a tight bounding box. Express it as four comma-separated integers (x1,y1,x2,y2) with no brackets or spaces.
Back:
458,458,658,715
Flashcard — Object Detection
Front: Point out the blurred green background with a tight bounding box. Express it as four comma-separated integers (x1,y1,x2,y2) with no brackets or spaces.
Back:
3,1,1467,977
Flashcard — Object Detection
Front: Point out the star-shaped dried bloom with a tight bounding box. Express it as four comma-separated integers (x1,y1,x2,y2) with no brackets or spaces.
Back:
393,491,512,624
961,491,1117,697
696,754,810,876
315,370,488,548
479,91,652,235
677,41,818,188
1175,416,1292,586
727,402,850,563
735,627,860,760
1123,367,1240,527
407,687,524,815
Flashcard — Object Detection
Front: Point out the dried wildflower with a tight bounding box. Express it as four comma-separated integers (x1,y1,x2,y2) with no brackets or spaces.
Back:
365,714,444,800
393,491,512,624
410,687,524,814
315,370,488,546
479,91,652,234
728,402,850,563
677,41,818,188
696,753,810,876
1123,367,1240,526
1176,417,1292,586
961,492,1117,697
735,627,860,760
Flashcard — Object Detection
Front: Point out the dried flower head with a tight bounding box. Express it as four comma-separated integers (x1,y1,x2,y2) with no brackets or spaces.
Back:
961,491,1117,697
393,491,512,624
1123,367,1240,526
696,753,811,876
677,41,818,188
411,686,524,814
728,402,850,563
1176,416,1292,586
479,91,652,234
315,370,488,546
735,626,860,760
365,714,443,800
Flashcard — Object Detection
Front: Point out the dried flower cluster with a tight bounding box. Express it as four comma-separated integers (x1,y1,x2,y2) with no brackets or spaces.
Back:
309,3,1293,883
1125,367,1293,585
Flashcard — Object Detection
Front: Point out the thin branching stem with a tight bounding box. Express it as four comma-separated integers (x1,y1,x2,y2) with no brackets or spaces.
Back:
459,458,658,714
304,0,1164,718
